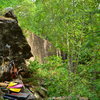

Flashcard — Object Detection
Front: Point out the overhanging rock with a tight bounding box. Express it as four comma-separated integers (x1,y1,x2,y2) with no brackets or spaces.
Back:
0,16,32,80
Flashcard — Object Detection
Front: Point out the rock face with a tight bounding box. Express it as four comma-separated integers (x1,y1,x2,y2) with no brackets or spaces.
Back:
27,33,57,63
0,16,32,80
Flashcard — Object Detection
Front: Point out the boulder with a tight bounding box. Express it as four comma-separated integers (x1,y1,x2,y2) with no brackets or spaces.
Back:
0,15,32,80
27,33,58,63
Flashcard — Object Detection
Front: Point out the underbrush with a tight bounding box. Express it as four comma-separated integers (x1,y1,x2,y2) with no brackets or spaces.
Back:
28,56,99,100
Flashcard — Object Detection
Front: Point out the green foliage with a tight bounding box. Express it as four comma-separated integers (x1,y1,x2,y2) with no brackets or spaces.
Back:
0,0,23,9
0,0,100,99
29,56,69,96
29,56,100,99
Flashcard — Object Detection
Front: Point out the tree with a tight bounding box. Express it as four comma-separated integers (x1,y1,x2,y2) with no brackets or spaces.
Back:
0,0,100,98
27,0,99,73
1,0,99,73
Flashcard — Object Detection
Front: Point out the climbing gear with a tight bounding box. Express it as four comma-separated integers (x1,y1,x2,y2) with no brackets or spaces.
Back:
7,82,23,92
0,82,8,87
8,88,21,92
3,93,30,100
3,95,17,100
8,84,23,88
7,82,17,87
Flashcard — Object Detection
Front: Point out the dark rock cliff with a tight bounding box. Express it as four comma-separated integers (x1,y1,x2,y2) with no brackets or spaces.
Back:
0,16,32,80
